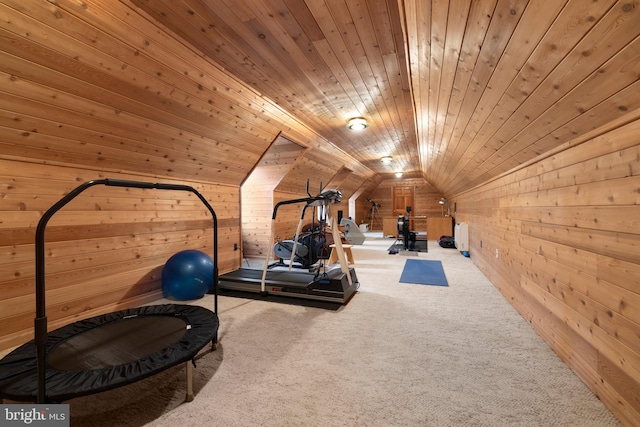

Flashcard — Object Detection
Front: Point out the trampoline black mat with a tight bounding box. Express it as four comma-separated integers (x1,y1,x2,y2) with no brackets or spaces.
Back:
0,304,218,402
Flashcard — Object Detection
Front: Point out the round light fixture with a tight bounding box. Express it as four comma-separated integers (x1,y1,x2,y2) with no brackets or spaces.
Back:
346,117,369,131
380,156,392,164
395,172,404,178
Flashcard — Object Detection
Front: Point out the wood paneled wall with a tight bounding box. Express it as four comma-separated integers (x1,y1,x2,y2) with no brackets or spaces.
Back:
407,0,640,196
241,178,277,259
336,174,367,203
276,150,345,195
0,0,278,186
452,116,640,425
1,2,637,424
353,177,383,226
0,159,239,351
366,177,445,230
241,135,305,258
0,0,368,352
0,0,251,351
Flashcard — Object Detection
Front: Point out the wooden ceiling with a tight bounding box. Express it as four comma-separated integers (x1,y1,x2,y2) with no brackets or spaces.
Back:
1,1,638,195
113,1,640,195
130,0,417,178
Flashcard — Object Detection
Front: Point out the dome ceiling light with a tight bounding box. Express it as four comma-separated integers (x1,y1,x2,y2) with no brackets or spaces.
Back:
380,156,392,164
346,117,369,131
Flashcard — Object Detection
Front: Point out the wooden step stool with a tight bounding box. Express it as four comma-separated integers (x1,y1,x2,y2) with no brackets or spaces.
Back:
328,243,354,265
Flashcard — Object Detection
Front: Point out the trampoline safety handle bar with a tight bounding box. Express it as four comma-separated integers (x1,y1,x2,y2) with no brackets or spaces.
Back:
105,178,196,192
34,178,219,404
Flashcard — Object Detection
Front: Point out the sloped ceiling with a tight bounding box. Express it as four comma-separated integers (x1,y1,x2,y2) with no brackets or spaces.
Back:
132,0,640,196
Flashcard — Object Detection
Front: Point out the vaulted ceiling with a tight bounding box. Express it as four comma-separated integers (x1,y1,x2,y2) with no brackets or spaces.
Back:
132,0,640,196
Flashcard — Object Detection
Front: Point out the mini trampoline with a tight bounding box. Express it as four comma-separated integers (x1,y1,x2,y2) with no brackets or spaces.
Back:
0,179,220,403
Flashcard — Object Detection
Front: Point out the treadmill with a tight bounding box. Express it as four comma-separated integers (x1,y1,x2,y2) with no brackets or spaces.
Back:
219,185,359,304
218,265,358,303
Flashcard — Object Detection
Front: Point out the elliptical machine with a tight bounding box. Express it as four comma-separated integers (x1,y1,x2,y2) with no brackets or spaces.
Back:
269,180,340,272
217,180,359,304
272,214,328,269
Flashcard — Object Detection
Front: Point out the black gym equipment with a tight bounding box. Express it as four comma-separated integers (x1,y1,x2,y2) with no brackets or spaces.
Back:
0,179,219,404
270,198,329,269
219,182,359,304
272,237,314,268
393,206,426,252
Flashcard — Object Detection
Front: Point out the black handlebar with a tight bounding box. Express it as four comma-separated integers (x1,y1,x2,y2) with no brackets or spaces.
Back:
34,178,218,403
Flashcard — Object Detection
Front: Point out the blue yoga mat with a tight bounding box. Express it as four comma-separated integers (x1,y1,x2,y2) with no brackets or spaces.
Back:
399,259,449,286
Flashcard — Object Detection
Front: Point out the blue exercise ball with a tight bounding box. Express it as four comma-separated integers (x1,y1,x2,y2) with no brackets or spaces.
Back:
162,249,214,300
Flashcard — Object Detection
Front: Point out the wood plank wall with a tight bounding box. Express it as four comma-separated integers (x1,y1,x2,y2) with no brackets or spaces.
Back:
0,0,369,352
336,174,367,203
241,135,305,258
353,177,383,226
0,0,278,185
276,150,345,195
451,116,640,425
366,177,445,230
0,159,239,351
0,0,252,351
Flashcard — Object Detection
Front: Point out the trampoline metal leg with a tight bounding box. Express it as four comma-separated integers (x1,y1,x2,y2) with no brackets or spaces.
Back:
185,361,194,402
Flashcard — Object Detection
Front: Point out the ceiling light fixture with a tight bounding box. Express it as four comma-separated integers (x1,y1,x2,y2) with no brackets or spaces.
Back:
439,198,450,217
395,172,403,178
380,156,392,164
346,117,369,131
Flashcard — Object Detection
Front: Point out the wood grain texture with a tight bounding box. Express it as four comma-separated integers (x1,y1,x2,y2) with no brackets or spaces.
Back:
1,0,639,424
453,117,640,425
0,160,238,350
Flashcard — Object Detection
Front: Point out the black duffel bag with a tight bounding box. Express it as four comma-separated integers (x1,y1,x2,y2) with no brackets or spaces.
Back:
437,235,456,249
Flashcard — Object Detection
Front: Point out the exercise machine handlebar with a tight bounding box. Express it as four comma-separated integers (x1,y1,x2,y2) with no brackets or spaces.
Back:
271,190,342,219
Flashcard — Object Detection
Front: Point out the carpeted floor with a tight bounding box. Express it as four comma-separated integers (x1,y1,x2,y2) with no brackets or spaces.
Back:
8,236,621,426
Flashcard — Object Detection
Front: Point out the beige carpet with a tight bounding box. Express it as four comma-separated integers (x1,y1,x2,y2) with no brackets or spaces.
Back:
43,237,622,426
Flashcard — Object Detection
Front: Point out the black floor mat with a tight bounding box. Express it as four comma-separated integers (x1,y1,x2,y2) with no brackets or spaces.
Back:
387,240,428,253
